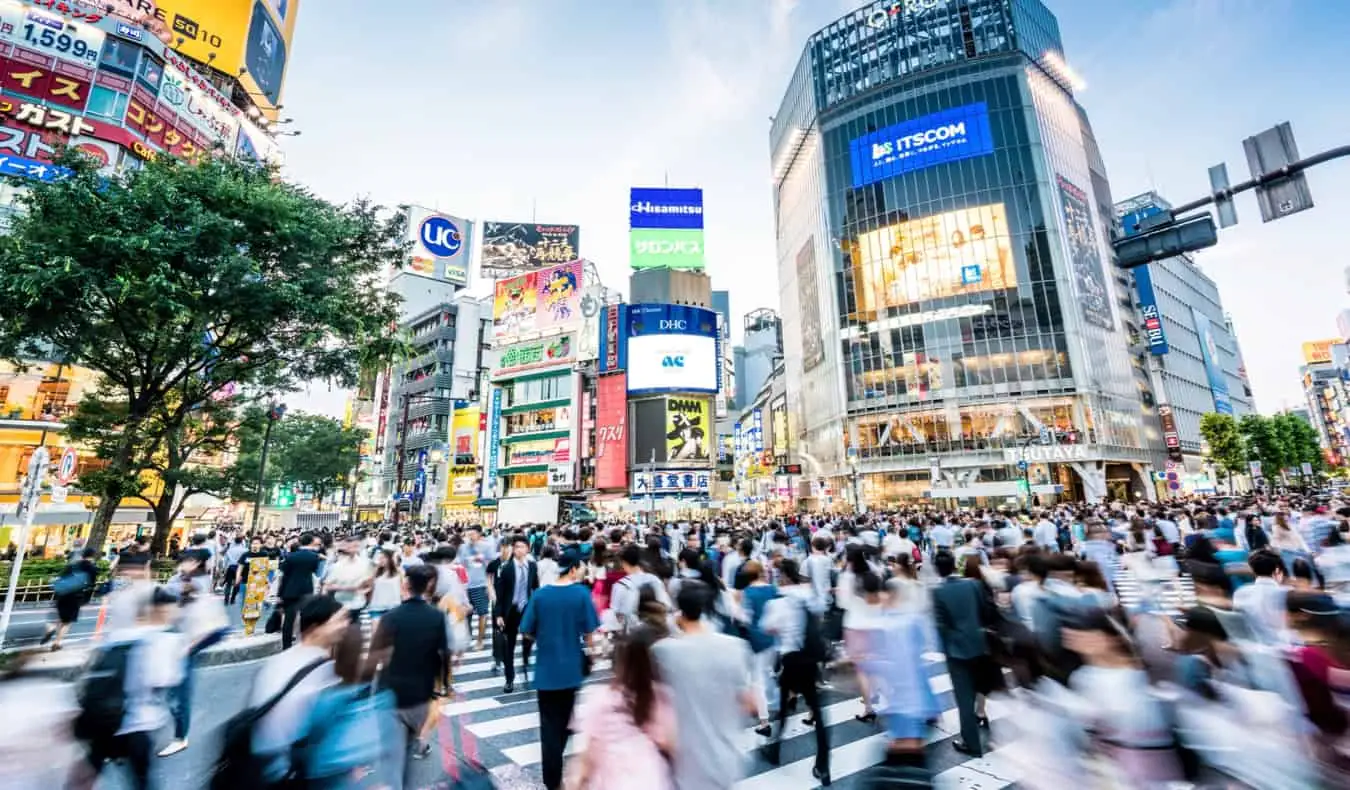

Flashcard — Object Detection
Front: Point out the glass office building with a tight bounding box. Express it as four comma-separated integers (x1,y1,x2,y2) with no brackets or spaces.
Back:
772,0,1159,505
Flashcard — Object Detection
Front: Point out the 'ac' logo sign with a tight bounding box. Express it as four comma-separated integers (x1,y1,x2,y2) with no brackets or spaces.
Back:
420,215,463,258
662,356,685,368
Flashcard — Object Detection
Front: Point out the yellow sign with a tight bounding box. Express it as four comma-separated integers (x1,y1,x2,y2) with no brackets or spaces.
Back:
853,203,1015,314
1302,338,1339,366
665,397,710,462
149,1,300,119
241,556,275,623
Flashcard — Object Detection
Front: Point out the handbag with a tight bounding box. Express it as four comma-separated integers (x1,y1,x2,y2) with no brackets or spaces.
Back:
52,570,89,598
264,607,283,634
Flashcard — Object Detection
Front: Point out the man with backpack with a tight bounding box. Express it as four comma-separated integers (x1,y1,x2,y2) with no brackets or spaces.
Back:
71,585,184,790
760,557,831,785
610,543,669,632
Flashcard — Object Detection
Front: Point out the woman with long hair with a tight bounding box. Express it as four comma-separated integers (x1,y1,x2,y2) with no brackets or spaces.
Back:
366,548,403,619
567,626,675,789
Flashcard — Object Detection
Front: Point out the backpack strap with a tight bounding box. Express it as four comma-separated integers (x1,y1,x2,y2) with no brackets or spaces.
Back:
252,658,329,721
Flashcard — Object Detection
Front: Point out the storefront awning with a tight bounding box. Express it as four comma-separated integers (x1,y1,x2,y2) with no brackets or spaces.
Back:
0,504,91,526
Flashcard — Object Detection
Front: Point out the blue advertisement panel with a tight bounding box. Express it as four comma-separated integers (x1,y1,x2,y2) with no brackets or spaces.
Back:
1191,307,1233,415
483,388,503,498
848,102,995,189
597,303,629,374
626,305,719,394
629,187,704,230
1134,264,1170,355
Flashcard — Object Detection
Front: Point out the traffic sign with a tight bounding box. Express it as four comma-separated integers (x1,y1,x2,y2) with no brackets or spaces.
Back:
1016,460,1029,472
56,447,77,485
49,485,67,504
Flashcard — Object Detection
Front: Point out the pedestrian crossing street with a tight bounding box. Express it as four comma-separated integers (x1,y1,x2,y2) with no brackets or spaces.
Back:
437,645,1026,789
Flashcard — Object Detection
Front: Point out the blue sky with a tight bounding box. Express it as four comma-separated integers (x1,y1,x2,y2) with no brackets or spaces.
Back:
279,0,1350,417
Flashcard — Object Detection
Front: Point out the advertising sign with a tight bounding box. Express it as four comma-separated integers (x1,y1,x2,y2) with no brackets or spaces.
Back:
493,270,538,339
1302,338,1339,366
854,203,1014,311
0,151,69,182
0,1,104,68
630,228,705,271
1158,404,1182,460
625,305,719,393
494,334,575,378
1057,175,1114,331
1134,263,1169,355
665,397,710,462
481,222,580,273
1191,306,1234,415
506,437,567,467
492,261,583,339
632,469,711,496
577,282,603,362
598,303,628,373
405,206,470,286
751,409,765,453
796,237,825,371
145,0,300,117
629,186,704,230
632,398,668,464
848,102,994,189
594,374,628,489
483,387,502,498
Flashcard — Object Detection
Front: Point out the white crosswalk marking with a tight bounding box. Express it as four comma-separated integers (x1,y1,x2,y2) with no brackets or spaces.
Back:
439,644,1026,789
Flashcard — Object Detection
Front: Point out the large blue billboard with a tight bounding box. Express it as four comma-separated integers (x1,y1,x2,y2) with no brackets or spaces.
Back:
848,102,995,189
626,305,720,394
1134,265,1170,355
630,187,705,230
1191,306,1233,415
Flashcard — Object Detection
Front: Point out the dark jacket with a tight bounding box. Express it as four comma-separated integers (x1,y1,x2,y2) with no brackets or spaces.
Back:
372,597,449,708
277,548,322,602
931,577,991,660
492,558,539,614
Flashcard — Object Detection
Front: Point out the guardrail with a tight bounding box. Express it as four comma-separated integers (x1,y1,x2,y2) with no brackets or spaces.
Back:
0,572,176,606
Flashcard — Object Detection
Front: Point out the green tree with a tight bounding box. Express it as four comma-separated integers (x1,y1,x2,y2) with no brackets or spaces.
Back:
1239,413,1288,481
272,413,367,506
0,152,405,553
1273,411,1325,476
1200,412,1247,493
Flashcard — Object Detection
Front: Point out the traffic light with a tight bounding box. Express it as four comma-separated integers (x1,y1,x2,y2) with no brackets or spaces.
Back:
1113,215,1218,269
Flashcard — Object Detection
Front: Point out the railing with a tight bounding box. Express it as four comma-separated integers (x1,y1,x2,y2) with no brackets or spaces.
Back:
0,571,176,606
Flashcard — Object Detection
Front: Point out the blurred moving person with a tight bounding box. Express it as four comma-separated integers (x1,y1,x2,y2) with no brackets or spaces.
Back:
41,546,98,651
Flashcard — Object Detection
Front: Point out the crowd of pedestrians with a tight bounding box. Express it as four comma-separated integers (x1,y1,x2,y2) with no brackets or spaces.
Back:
3,491,1350,788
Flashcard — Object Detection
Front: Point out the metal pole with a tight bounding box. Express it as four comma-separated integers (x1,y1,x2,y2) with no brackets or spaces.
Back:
249,414,276,535
1169,144,1350,217
0,446,49,648
392,394,410,529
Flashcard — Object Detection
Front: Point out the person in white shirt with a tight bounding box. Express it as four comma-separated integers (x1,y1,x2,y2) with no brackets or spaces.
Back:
721,538,751,589
1033,512,1060,551
929,522,956,551
760,558,830,783
1232,551,1290,644
322,536,373,611
610,544,669,631
249,595,349,783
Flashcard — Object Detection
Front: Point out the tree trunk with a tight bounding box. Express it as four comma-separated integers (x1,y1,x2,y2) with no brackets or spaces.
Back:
86,421,143,553
149,490,178,559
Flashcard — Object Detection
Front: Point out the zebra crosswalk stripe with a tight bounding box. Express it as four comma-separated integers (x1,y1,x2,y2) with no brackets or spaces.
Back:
442,647,1025,788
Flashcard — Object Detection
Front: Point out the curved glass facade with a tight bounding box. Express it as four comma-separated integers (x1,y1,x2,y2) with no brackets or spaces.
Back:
772,0,1157,504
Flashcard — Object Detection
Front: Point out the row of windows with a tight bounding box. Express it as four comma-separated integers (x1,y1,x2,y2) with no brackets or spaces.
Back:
502,375,570,408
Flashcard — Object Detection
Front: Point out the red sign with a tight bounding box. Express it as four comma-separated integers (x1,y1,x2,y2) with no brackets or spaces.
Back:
0,54,94,113
594,373,628,490
603,305,620,371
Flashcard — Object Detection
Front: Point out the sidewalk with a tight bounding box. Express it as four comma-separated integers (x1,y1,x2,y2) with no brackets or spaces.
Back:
15,632,282,681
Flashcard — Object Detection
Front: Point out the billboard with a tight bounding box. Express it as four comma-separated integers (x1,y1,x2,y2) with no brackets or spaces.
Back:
144,1,300,118
492,261,583,339
405,207,471,286
796,238,825,371
632,469,711,497
626,305,719,393
1302,338,1339,366
1134,264,1169,355
1057,175,1114,331
854,203,1015,311
494,334,576,378
630,187,704,230
848,102,994,189
630,228,705,271
598,303,628,373
483,387,502,498
481,222,580,273
1191,306,1233,415
576,281,604,362
665,397,710,462
594,374,628,489
632,398,667,464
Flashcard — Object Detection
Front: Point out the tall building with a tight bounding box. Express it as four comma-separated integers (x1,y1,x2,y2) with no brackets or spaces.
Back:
1300,341,1350,465
771,0,1158,506
1115,192,1254,476
740,309,783,411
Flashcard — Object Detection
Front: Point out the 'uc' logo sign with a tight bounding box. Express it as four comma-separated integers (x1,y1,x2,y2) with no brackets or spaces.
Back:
662,356,685,368
420,215,462,258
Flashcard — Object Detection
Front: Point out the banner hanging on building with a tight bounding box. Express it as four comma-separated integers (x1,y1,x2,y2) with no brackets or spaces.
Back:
1056,174,1114,331
594,374,628,489
1191,306,1233,415
664,397,710,462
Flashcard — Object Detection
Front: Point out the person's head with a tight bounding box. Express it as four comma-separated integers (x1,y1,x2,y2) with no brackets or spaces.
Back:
739,538,754,558
777,557,803,586
143,586,180,626
673,579,712,625
620,543,642,572
404,564,437,599
740,559,764,585
80,547,97,560
1290,557,1317,590
677,548,702,574
1062,608,1138,667
374,548,397,577
332,620,373,684
962,553,985,580
298,594,350,648
1075,561,1109,593
557,551,584,581
887,552,916,581
611,626,662,727
298,532,317,550
1248,550,1283,582
933,550,958,579
512,535,529,561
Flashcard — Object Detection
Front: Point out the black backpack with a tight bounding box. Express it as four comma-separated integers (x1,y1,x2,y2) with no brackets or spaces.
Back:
798,598,829,665
209,658,329,790
1245,522,1270,552
73,641,136,741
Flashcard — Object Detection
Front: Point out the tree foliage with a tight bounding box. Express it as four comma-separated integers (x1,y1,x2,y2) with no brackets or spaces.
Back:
1200,412,1246,492
229,412,366,506
0,152,406,552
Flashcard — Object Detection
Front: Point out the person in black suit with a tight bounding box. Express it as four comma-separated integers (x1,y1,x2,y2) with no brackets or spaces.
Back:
371,564,449,784
492,534,539,692
276,532,323,649
930,550,995,757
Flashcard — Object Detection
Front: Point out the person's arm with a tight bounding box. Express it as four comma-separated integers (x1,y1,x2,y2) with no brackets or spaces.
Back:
520,595,537,641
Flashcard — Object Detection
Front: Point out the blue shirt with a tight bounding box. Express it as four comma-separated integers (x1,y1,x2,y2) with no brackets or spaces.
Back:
520,583,599,691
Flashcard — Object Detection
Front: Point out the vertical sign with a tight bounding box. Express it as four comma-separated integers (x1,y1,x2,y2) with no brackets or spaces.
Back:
598,303,627,373
483,387,502,498
1191,306,1233,415
1134,264,1169,355
594,374,629,489
1158,405,1182,461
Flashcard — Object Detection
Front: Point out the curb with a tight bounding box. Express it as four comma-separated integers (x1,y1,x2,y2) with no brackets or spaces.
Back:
14,633,283,682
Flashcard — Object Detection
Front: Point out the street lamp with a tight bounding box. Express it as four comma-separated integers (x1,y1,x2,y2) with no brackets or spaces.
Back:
848,453,863,514
249,401,286,534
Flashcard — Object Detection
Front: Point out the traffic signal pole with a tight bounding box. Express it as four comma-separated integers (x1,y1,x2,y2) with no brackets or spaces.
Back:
1166,144,1350,218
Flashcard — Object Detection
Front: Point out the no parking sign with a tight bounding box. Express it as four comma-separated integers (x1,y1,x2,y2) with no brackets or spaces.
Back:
57,447,78,486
